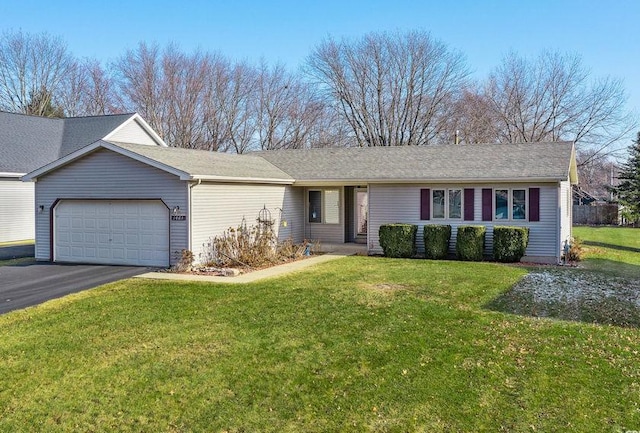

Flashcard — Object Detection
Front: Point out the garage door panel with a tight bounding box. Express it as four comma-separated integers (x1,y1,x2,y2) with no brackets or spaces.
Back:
55,200,169,267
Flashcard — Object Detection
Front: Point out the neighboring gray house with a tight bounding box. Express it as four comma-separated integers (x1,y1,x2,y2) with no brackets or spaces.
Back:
23,136,578,266
0,111,165,243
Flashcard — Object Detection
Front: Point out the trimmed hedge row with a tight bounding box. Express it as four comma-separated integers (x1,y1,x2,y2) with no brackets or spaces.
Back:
493,226,529,262
378,224,417,258
455,226,486,261
379,224,529,263
423,224,451,259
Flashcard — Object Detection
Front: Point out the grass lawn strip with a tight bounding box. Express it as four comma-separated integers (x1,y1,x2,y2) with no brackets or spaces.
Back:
0,228,639,431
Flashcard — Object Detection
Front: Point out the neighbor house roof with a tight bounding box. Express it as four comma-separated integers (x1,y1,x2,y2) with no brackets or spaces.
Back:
257,142,578,185
0,111,162,176
23,141,294,184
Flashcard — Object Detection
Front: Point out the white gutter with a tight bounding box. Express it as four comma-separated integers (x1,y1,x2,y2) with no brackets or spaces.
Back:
1,172,25,178
190,175,294,185
291,177,567,187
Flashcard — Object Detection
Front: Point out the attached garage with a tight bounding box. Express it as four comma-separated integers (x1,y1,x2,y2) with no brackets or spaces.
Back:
53,200,170,267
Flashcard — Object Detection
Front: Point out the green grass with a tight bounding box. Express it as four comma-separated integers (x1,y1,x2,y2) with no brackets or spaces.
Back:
574,226,640,279
1,229,639,431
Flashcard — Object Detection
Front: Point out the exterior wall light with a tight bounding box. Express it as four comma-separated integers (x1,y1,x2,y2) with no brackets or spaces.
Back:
38,205,44,213
172,206,180,215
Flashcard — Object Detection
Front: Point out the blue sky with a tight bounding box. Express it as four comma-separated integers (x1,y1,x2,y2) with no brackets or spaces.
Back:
1,0,638,117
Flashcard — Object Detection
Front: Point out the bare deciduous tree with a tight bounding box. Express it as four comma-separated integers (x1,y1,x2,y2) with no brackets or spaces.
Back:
482,51,636,162
203,60,257,153
256,62,327,150
55,59,121,117
0,30,74,116
115,42,167,136
306,30,469,146
115,43,212,148
447,87,500,144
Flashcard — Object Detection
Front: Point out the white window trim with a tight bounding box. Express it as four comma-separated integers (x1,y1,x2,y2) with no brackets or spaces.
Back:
494,188,528,221
432,188,463,220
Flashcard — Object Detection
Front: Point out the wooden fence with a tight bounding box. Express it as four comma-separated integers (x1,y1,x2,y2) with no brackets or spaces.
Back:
573,204,619,225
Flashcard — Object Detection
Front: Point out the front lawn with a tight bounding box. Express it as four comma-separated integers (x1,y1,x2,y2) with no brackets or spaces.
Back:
574,225,640,279
0,229,639,431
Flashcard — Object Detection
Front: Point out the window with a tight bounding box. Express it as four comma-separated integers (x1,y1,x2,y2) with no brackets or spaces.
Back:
491,189,529,220
513,189,526,220
308,190,322,223
432,190,445,218
423,188,474,221
449,189,462,219
308,189,340,224
324,189,340,224
432,189,462,219
495,189,509,220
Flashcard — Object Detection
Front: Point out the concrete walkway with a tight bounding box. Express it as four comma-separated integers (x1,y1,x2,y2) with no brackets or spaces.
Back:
135,243,367,284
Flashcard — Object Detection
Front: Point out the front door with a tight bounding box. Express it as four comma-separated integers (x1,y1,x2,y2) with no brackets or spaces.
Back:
355,188,368,242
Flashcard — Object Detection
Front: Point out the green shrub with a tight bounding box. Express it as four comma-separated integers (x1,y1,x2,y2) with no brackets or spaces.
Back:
493,226,530,262
455,226,486,261
379,224,417,258
423,225,452,259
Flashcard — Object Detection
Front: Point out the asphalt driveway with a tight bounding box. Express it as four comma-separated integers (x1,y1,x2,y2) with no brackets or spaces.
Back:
0,262,147,314
0,244,35,260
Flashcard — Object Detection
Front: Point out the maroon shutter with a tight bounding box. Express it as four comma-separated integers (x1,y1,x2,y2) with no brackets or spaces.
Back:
420,189,430,220
529,188,540,222
482,188,493,221
464,188,475,221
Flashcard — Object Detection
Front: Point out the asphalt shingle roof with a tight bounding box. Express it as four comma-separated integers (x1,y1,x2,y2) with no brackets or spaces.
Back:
0,111,134,174
111,142,293,181
256,142,575,183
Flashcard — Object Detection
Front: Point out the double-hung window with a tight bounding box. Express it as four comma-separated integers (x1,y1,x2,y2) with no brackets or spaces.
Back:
308,189,340,224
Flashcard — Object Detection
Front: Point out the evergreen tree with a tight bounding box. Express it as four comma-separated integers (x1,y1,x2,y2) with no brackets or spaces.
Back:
616,132,640,224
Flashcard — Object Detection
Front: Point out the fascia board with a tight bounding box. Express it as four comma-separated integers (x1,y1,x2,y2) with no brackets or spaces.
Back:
290,177,565,186
191,175,294,185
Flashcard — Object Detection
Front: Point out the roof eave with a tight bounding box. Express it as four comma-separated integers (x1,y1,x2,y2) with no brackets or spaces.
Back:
291,177,568,186
191,174,294,185
1,172,25,178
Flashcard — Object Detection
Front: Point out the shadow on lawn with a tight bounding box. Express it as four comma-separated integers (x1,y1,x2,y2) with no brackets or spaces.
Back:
583,240,640,254
485,267,640,329
580,258,640,280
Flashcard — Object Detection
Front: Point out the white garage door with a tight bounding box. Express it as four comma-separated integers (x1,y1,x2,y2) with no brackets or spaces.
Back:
54,200,170,267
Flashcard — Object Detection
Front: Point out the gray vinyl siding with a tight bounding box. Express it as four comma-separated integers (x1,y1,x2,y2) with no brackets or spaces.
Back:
34,148,187,264
303,187,344,244
108,119,159,146
368,183,560,262
190,183,303,264
284,186,304,243
0,178,35,242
